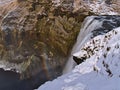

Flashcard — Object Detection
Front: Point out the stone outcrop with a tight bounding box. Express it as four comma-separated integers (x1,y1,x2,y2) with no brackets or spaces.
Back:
0,0,18,24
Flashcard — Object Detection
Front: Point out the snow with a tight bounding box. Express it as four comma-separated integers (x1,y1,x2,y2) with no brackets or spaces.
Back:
52,0,61,6
73,0,118,15
89,1,118,15
88,1,118,15
62,83,86,90
38,25,120,90
0,60,24,73
52,0,118,15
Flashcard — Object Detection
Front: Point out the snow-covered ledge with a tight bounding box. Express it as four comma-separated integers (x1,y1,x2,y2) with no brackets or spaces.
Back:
38,23,120,90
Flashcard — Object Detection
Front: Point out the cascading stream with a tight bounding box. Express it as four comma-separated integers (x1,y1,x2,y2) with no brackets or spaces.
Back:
63,16,101,74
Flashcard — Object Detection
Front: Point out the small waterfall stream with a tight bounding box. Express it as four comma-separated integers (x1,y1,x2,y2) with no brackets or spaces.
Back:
63,16,104,74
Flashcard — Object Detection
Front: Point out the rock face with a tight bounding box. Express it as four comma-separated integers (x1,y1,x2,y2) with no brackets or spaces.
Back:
0,0,83,79
38,15,120,90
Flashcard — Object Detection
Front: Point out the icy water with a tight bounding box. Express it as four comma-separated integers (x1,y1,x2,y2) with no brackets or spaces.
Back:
0,69,49,90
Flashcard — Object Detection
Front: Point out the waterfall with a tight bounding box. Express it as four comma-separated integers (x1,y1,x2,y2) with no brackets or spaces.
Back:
63,15,120,74
63,16,103,74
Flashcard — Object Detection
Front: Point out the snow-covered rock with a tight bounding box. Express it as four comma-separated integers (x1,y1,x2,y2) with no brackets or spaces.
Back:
73,0,120,15
38,16,120,90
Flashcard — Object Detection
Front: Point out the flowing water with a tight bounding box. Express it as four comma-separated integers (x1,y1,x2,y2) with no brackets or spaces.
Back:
63,16,99,74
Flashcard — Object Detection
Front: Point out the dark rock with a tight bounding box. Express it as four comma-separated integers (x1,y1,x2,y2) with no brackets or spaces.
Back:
73,56,84,64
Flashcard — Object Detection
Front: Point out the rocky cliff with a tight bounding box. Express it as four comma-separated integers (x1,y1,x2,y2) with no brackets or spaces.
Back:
0,0,83,79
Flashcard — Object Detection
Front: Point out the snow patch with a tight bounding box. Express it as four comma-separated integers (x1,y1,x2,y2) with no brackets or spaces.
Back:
62,83,86,90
